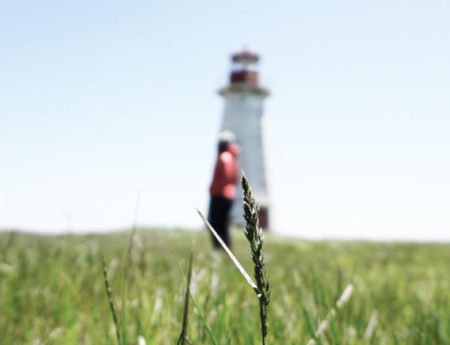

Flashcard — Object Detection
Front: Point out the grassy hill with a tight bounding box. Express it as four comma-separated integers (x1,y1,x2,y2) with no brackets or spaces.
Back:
0,228,449,345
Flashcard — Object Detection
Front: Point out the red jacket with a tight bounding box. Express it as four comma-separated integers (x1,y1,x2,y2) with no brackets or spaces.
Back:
209,144,240,200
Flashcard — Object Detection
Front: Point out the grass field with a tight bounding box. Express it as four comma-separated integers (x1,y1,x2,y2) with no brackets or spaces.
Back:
0,228,449,345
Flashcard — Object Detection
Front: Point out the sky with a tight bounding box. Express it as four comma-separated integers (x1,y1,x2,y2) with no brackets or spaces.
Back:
1,0,449,241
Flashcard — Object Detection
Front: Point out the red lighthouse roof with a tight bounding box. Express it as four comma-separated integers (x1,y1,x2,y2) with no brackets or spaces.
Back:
231,50,259,63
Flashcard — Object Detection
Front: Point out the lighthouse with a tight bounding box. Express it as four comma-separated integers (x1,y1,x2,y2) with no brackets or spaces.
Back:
218,50,271,229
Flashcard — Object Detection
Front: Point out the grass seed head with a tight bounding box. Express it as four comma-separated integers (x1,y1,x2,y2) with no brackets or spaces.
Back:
241,172,270,345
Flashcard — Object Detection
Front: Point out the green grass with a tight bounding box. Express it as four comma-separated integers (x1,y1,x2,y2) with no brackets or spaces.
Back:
0,228,449,345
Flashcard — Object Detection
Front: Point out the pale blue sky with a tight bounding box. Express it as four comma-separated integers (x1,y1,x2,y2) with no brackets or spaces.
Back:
1,1,449,240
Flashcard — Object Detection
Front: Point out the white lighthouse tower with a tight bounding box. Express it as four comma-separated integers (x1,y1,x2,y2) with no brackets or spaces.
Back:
218,50,271,229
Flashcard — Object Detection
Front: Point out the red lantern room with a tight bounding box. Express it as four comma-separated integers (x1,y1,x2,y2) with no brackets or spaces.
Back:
230,50,260,86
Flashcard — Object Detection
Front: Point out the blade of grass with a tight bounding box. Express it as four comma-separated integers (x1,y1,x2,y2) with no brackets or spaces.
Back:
174,256,219,345
306,284,354,345
177,248,194,345
196,208,257,292
363,310,378,341
189,293,217,345
102,256,121,345
121,191,141,345
301,305,317,340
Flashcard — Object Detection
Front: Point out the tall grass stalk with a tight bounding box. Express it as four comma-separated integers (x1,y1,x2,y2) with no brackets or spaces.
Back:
241,173,270,345
102,256,121,345
197,172,271,345
102,193,140,345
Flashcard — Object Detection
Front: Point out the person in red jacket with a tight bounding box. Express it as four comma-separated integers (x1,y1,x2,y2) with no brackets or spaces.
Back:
208,132,240,249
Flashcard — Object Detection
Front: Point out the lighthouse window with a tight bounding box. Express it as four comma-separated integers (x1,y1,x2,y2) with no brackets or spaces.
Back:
231,61,259,72
231,62,243,71
245,63,258,72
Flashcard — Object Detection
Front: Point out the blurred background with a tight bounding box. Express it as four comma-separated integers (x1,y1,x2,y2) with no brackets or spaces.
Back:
1,0,449,241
